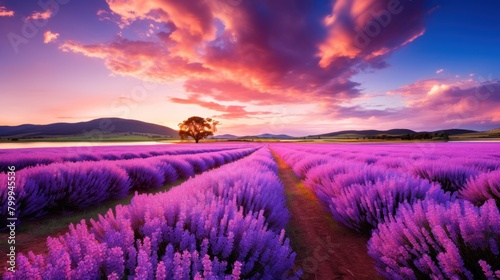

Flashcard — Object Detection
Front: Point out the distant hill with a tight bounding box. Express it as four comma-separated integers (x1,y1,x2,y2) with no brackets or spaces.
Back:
484,128,500,135
0,118,179,138
240,133,294,139
212,134,239,139
313,128,478,138
317,129,416,138
450,128,500,138
441,129,477,135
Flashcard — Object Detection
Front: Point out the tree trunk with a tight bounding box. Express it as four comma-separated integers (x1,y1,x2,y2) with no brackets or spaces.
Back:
195,138,199,143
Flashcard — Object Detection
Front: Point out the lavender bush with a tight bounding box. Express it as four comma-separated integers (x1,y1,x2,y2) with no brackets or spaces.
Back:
116,159,170,190
291,155,332,179
459,169,500,207
327,174,450,233
368,199,500,279
303,163,387,206
159,157,196,179
410,161,480,193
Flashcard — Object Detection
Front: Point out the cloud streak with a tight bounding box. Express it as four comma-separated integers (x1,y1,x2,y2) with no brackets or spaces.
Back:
0,6,14,17
25,9,52,21
169,96,274,119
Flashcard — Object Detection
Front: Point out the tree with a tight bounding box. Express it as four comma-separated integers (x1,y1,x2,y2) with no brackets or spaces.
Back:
178,116,219,143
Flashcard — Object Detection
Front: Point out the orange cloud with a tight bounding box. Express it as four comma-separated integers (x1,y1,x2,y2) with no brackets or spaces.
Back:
60,0,428,112
318,0,426,68
299,75,500,132
43,30,60,44
169,96,274,119
60,38,212,80
0,6,14,17
26,9,52,21
380,76,500,129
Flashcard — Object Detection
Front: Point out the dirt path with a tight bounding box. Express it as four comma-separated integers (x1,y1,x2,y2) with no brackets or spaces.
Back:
271,151,382,280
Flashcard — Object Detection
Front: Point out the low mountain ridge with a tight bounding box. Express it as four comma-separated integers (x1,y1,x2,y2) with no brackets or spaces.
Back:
0,118,179,137
313,128,477,138
211,134,239,139
240,133,294,139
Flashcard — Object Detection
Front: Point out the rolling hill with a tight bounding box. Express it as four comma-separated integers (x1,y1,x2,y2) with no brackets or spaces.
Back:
312,128,477,138
0,118,179,138
240,133,294,139
211,134,239,139
316,129,416,138
450,128,500,138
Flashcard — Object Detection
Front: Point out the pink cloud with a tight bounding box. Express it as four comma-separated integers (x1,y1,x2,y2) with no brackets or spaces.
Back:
59,0,429,108
300,76,500,132
26,9,52,21
382,78,500,130
436,68,444,74
46,0,497,132
105,0,217,53
169,96,274,119
0,6,14,17
182,78,300,105
318,0,426,67
43,30,60,44
60,37,212,80
388,77,479,99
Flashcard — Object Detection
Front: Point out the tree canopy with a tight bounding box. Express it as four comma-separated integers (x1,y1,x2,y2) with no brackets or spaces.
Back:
178,116,219,143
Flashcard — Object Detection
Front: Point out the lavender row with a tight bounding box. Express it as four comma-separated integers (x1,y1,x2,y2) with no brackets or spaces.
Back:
273,143,499,196
272,143,500,279
0,148,258,223
459,169,500,207
283,142,500,162
368,199,500,279
283,143,500,175
4,148,299,279
0,143,253,173
270,145,450,233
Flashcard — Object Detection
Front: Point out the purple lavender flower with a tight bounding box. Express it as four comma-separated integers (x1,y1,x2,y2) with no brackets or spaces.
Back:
368,199,500,279
459,169,500,207
4,147,298,279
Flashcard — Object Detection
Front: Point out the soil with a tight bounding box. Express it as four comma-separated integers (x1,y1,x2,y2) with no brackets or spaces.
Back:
271,150,383,280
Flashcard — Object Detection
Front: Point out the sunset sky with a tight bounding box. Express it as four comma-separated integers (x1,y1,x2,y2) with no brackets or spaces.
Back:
1,0,499,136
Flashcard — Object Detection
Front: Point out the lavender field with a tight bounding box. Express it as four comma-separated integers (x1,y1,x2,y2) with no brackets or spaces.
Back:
1,142,500,279
271,142,500,279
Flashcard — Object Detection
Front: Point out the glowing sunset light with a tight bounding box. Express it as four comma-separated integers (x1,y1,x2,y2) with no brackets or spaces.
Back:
1,0,499,135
